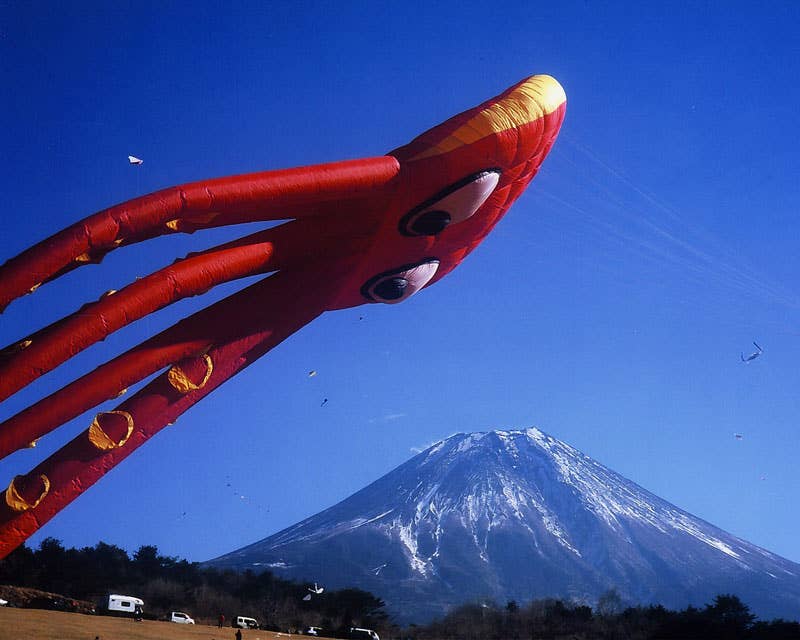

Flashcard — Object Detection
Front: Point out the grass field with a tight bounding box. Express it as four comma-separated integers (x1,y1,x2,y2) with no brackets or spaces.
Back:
0,607,319,640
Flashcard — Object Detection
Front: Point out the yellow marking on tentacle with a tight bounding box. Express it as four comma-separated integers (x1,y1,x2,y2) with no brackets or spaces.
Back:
5,474,50,512
1,339,32,357
165,212,219,232
88,410,135,451
167,354,213,394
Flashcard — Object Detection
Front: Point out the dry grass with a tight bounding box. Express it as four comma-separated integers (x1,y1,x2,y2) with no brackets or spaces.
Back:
0,607,319,640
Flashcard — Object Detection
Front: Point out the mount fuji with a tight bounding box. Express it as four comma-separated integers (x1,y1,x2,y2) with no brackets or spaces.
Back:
206,428,800,623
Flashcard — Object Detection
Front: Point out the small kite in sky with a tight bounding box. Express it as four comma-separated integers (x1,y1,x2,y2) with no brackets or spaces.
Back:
741,341,763,363
734,433,743,440
321,398,328,407
308,370,317,378
302,582,324,602
127,155,143,165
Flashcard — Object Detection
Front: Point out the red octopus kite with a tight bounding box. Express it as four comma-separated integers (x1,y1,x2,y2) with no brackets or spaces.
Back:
0,75,566,557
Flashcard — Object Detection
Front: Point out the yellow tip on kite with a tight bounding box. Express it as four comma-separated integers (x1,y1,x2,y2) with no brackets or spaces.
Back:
412,75,566,161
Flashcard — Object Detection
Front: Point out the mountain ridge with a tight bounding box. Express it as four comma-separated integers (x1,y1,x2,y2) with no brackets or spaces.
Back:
206,428,800,623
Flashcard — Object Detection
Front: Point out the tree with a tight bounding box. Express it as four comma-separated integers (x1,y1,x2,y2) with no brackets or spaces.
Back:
132,545,162,578
596,587,623,616
704,594,754,638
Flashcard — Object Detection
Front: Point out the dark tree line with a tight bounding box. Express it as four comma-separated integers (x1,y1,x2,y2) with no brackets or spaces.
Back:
2,539,799,639
407,593,800,640
0,538,388,635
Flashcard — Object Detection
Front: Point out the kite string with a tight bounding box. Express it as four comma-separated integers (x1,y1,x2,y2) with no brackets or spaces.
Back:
543,135,800,313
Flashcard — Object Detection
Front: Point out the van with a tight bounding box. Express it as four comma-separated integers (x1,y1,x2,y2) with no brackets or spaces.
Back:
101,594,144,617
170,611,195,624
233,615,259,629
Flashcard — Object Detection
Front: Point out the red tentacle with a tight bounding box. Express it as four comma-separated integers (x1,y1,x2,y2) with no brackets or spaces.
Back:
0,264,349,557
0,156,398,311
0,216,374,403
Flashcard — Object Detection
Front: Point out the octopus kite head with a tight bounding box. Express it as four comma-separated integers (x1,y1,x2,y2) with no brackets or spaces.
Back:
340,74,567,308
0,74,565,557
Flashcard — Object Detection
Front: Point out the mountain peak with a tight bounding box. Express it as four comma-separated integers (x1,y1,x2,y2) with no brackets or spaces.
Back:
207,427,800,623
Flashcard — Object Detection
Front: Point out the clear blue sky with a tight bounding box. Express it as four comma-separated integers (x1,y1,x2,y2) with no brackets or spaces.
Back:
2,2,800,565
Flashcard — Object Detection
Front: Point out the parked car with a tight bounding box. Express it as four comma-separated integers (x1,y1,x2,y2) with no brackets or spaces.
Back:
233,615,259,629
305,627,322,636
170,611,195,624
350,628,380,640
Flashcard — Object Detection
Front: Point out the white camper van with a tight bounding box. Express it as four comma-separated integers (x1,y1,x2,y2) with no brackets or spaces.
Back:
350,628,380,640
103,594,144,617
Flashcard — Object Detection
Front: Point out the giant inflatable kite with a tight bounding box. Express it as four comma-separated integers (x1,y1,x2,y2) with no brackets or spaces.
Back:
0,75,566,557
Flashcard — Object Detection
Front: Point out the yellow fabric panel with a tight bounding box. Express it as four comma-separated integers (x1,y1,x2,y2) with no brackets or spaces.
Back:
88,410,135,451
5,474,50,512
167,354,213,394
412,75,566,161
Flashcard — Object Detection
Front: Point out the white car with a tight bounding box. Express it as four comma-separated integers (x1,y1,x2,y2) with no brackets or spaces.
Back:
170,611,195,624
350,628,380,640
234,616,259,629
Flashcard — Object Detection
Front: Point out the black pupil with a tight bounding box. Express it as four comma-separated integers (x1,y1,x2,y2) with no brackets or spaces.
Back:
411,210,451,235
374,277,408,300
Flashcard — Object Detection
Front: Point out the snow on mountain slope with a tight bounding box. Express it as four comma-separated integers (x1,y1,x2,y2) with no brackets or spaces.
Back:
206,428,800,623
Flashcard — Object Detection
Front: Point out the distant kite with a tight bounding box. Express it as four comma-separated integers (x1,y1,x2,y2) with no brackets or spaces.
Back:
308,370,317,378
0,75,566,557
734,433,743,440
741,341,763,363
127,155,143,165
302,582,324,602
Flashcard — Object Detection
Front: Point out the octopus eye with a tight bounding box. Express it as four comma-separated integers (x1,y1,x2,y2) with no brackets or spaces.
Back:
374,277,409,301
408,210,451,236
362,259,440,304
399,169,500,237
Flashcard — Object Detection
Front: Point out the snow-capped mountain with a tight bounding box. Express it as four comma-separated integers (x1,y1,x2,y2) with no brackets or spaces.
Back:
206,428,800,623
